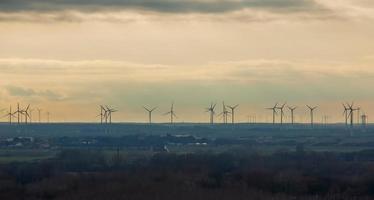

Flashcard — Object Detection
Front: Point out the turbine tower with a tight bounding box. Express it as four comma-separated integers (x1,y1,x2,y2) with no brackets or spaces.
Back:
266,103,278,124
342,103,349,126
277,103,286,125
206,103,216,124
37,108,42,123
218,102,230,124
361,113,368,126
164,102,177,124
227,104,239,124
287,106,297,124
143,106,157,124
29,108,34,123
14,103,22,124
306,105,318,126
357,107,361,124
46,111,50,123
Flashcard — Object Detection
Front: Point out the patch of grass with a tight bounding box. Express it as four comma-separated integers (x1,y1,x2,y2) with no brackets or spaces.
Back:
0,149,56,163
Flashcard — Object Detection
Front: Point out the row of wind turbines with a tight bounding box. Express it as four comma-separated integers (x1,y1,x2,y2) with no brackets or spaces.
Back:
98,101,368,126
1,103,50,124
206,102,238,124
99,102,238,125
98,105,117,124
99,103,177,124
266,102,367,126
1,102,367,125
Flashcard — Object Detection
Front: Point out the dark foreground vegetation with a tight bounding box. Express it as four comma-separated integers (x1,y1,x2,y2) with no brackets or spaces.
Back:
1,149,374,199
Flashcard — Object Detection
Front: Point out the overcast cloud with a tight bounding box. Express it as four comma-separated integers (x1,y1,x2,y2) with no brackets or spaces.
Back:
1,0,372,23
0,0,322,13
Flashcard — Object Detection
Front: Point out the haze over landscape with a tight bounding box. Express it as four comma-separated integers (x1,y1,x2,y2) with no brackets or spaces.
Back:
4,2,374,200
1,0,374,122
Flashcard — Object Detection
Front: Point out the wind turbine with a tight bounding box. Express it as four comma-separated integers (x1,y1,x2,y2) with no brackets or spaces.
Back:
102,106,109,123
322,115,329,125
98,105,107,124
277,103,286,125
227,104,239,124
22,104,30,124
348,102,354,126
29,108,34,123
266,103,278,124
218,101,230,124
357,107,361,124
98,106,103,124
342,103,349,126
206,103,216,124
106,106,117,124
13,103,22,124
164,102,177,124
37,108,42,123
306,105,318,126
46,111,50,123
347,102,359,127
2,106,15,124
361,113,368,126
143,106,157,124
287,106,297,125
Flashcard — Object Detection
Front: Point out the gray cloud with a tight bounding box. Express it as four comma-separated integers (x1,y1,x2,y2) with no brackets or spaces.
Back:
5,85,36,97
0,0,323,14
5,85,64,101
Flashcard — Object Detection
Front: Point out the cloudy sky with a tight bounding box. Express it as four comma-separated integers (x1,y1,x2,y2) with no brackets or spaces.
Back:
1,0,374,123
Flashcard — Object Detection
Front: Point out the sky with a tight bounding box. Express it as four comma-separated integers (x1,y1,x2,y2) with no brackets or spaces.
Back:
1,0,374,123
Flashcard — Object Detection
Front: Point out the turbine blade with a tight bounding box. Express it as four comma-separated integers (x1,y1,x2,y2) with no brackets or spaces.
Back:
106,106,111,111
342,103,347,109
143,106,150,112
